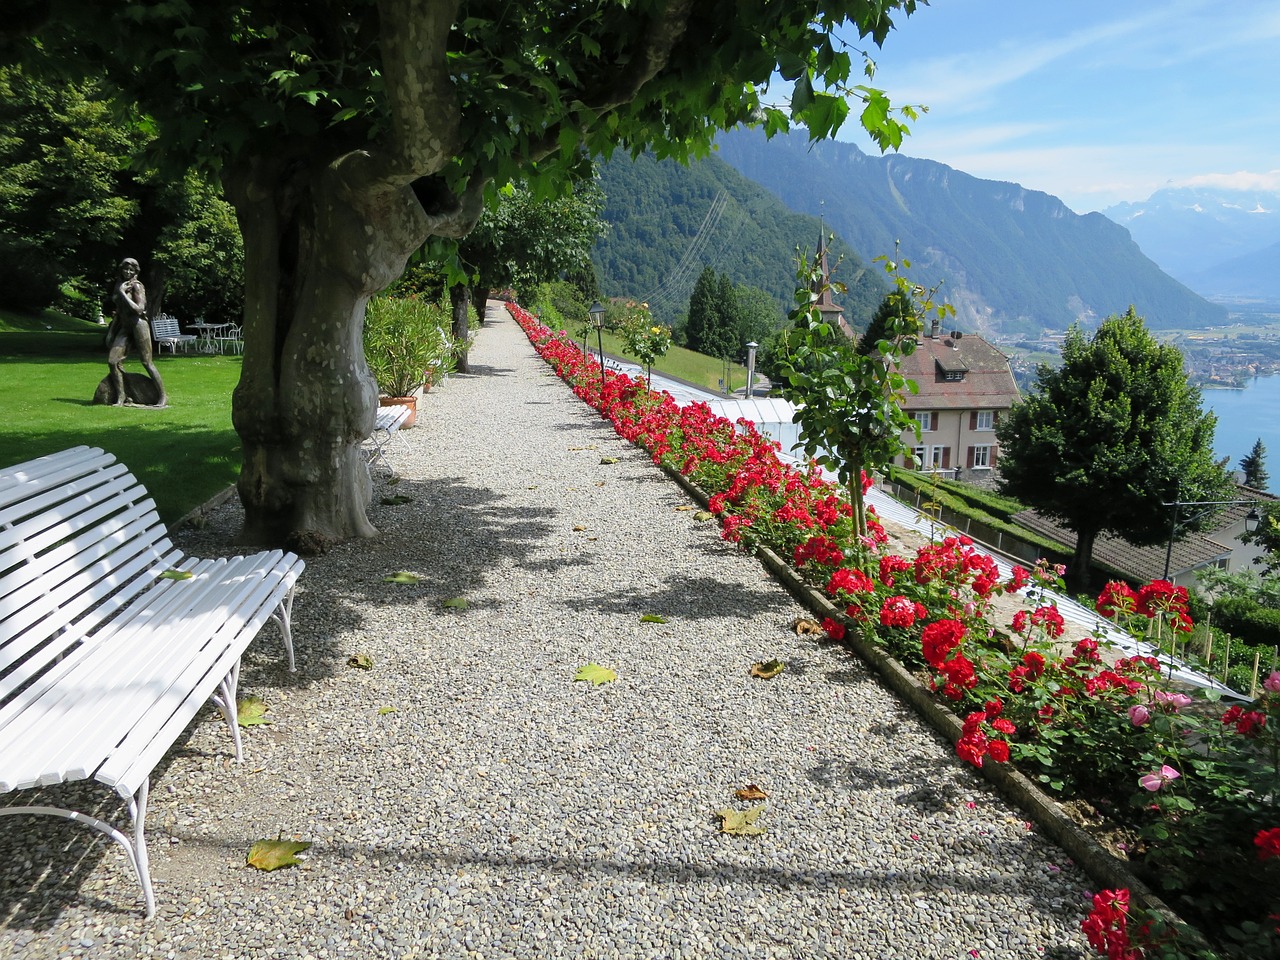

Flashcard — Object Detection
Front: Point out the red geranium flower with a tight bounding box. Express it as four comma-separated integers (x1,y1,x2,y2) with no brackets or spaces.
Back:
1256,827,1280,861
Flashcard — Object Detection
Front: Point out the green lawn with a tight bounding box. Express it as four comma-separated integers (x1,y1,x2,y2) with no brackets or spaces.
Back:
589,329,750,395
1,307,242,524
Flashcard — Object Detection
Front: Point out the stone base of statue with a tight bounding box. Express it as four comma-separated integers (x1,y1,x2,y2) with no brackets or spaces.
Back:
92,372,166,407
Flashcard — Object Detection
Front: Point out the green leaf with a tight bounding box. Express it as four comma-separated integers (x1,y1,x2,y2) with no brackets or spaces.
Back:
717,805,767,836
639,613,668,624
246,838,311,871
599,456,620,465
380,494,414,505
237,695,272,727
442,596,469,609
694,511,714,522
377,707,397,716
384,571,423,584
347,653,374,670
574,663,617,686
749,659,785,679
161,569,194,580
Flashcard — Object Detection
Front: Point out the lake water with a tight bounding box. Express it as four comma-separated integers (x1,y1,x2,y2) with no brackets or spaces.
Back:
1201,376,1280,483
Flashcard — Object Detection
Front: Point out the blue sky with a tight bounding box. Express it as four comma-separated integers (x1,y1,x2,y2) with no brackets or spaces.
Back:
835,0,1280,213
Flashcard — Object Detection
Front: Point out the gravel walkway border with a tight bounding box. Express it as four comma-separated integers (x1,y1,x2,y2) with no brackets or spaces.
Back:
0,305,1097,959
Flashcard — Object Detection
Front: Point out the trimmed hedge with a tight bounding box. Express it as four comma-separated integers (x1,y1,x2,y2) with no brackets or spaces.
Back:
1212,594,1280,649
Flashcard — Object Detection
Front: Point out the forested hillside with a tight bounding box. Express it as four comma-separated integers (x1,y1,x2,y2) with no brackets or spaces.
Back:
713,127,1226,335
593,151,887,331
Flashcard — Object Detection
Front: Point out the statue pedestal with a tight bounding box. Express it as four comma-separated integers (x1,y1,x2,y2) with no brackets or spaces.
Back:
92,372,166,407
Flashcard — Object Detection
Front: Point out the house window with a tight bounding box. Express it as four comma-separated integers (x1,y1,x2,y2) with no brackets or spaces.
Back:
911,445,926,469
944,371,965,382
975,410,994,431
913,411,936,432
971,445,991,469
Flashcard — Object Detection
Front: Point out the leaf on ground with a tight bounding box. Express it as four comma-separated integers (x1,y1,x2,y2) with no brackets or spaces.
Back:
574,663,617,686
735,784,769,802
717,805,767,836
247,838,312,871
568,445,597,451
639,613,668,624
599,456,620,465
161,569,194,580
237,695,272,727
674,505,697,512
380,494,414,506
442,596,468,610
347,653,374,670
386,475,402,486
377,707,397,716
793,618,824,636
384,571,423,584
694,511,714,522
573,524,587,532
749,659,785,680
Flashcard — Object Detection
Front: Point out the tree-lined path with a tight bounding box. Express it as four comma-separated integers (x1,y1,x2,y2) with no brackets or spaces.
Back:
0,305,1093,958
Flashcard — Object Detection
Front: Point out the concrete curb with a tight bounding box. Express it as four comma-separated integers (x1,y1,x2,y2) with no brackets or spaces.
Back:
657,461,1204,945
171,483,238,534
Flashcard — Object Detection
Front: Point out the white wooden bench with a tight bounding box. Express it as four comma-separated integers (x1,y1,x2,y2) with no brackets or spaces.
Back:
363,403,412,472
150,315,197,354
0,446,305,918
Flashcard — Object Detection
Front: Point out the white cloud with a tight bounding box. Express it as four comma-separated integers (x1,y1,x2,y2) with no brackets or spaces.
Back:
1177,171,1280,194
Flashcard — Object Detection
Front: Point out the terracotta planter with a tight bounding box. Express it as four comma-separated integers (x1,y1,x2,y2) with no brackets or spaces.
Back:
379,394,417,429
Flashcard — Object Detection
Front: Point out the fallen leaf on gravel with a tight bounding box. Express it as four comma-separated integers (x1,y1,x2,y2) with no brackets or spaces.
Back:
735,784,769,801
384,571,423,584
380,494,414,506
573,525,587,532
639,613,668,624
793,618,824,636
247,837,311,871
574,663,617,686
568,445,597,451
717,805,767,836
599,456,620,465
237,696,271,727
674,505,696,512
694,511,714,522
378,707,397,716
749,659,785,679
347,653,374,670
442,596,469,610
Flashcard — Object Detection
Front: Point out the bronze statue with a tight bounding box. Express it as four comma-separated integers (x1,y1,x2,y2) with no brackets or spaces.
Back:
102,257,167,407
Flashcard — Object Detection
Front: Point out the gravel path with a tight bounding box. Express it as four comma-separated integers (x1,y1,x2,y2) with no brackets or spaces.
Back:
0,305,1095,959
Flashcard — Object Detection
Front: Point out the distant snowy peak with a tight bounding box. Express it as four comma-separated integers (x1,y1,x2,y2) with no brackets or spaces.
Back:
1103,186,1280,286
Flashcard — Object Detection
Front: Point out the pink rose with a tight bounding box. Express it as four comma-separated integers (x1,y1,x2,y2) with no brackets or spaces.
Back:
1127,704,1151,727
1139,764,1181,792
1264,671,1280,693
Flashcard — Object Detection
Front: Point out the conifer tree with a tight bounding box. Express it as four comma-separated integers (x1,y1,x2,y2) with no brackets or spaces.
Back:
1239,438,1269,490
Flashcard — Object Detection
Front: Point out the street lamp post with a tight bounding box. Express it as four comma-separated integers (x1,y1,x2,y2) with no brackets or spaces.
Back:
1162,499,1261,581
745,341,758,398
588,301,606,381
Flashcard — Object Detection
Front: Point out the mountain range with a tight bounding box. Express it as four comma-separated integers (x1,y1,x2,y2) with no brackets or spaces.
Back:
1104,187,1280,300
708,128,1227,335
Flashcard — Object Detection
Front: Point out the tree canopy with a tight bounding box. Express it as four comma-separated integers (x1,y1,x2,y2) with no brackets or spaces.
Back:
8,0,922,549
997,307,1234,589
1240,438,1270,491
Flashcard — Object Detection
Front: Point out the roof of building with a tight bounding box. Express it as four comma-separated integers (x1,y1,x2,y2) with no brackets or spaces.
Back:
1013,485,1277,582
901,332,1021,412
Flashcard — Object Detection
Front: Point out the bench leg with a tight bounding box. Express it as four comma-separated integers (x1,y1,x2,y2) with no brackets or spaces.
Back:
0,778,156,918
269,584,298,672
209,659,245,762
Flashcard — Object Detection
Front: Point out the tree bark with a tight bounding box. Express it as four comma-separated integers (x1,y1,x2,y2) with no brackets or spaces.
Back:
226,154,436,550
1070,527,1098,593
450,283,471,374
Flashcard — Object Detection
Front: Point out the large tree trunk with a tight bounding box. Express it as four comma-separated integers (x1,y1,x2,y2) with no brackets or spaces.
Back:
450,283,471,374
225,154,437,550
1070,527,1098,594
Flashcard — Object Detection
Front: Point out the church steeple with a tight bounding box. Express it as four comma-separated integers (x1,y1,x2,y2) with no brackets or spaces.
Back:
812,227,853,339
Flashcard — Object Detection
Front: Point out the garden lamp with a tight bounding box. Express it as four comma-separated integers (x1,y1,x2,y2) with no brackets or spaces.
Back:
1245,505,1261,534
589,301,606,380
745,341,758,398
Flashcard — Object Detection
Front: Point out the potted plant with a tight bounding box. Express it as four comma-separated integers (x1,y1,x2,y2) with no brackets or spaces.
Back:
363,295,453,427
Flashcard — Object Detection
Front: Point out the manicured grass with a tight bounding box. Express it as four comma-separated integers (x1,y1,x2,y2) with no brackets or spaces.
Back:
591,329,749,394
0,307,242,524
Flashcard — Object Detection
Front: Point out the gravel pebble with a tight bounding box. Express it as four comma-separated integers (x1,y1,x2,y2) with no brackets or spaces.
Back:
0,305,1095,959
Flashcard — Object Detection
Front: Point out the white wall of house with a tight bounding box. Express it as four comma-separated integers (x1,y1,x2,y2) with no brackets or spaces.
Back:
900,408,1002,477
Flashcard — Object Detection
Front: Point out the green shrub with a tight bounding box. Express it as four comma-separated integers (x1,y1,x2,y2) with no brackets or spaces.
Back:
363,295,454,398
1213,594,1280,648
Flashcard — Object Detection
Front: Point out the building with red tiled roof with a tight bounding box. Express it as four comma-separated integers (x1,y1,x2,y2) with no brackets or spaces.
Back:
814,232,856,340
895,321,1021,481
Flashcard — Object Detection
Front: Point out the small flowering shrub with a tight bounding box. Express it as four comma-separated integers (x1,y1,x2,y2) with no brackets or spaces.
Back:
510,303,1280,959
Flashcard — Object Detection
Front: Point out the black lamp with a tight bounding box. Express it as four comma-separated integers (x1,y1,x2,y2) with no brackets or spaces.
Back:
588,301,606,380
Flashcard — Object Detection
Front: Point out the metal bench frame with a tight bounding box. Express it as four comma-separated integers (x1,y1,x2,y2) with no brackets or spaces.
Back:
363,403,412,472
0,447,304,917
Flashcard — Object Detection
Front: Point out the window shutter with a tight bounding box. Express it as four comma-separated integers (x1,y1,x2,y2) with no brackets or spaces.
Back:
966,446,975,468
941,446,951,469
969,411,978,431
990,446,999,469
